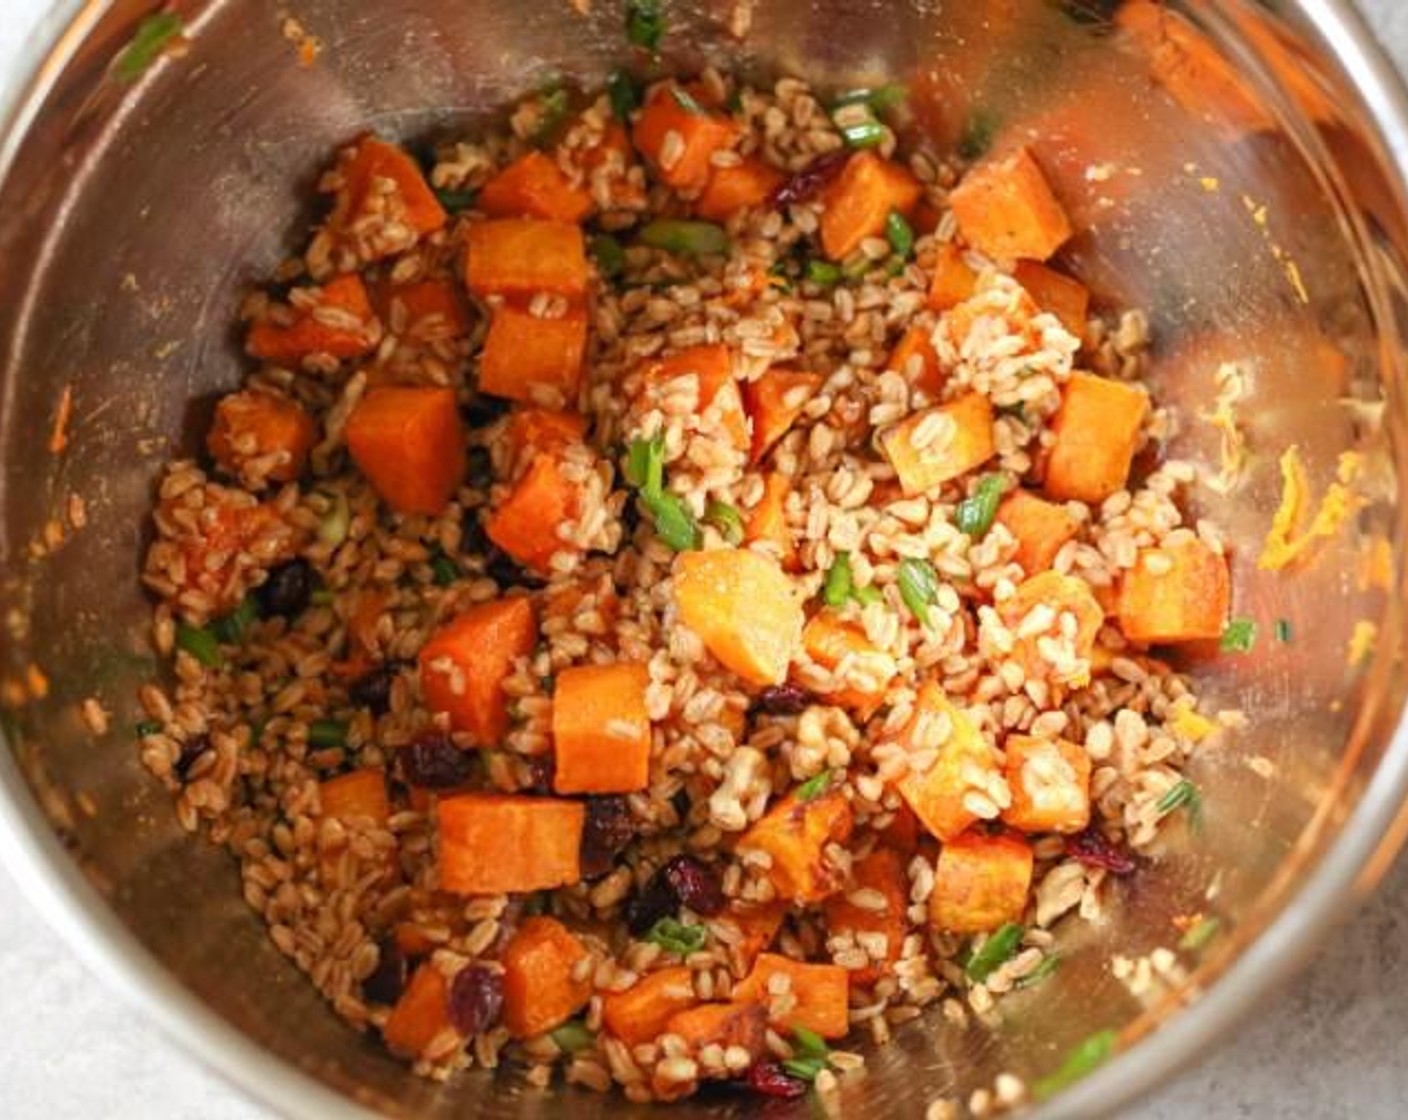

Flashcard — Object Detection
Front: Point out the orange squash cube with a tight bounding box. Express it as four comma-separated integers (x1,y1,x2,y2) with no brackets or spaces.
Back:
346,386,467,516
673,549,803,686
732,953,850,1039
485,455,582,573
886,326,943,399
479,150,593,223
798,612,892,720
744,472,797,570
881,392,996,497
738,789,854,903
418,597,537,744
338,135,447,241
374,277,470,340
1116,537,1230,644
207,389,317,485
632,84,742,191
820,152,923,261
949,146,1072,262
1002,735,1092,834
663,1002,766,1059
247,274,379,365
383,964,453,1057
437,794,584,895
929,831,1034,933
895,684,1003,842
504,408,588,461
822,847,909,986
713,901,788,973
464,218,590,299
928,242,979,311
639,344,749,451
995,489,1081,575
601,967,699,1046
319,768,390,826
742,367,821,465
502,916,592,1038
696,156,785,221
478,304,589,408
997,571,1104,686
1013,260,1090,337
551,662,653,794
1044,372,1149,503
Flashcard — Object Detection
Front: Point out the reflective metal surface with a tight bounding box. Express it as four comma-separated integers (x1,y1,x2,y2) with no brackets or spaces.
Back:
1,1,1406,1116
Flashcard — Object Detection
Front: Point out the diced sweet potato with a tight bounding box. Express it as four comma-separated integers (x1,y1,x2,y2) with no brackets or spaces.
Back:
713,901,788,973
485,454,583,573
995,490,1081,575
163,497,297,615
895,684,1002,842
602,967,699,1046
1013,260,1089,337
881,392,996,497
339,135,447,240
1043,372,1149,503
929,830,1034,933
673,549,803,686
464,218,590,299
663,1002,766,1059
745,472,797,570
819,151,923,261
696,156,785,220
928,242,978,311
552,662,652,794
437,794,584,895
949,147,1072,262
504,408,588,461
247,274,379,364
207,389,316,485
822,847,908,986
732,953,850,1039
878,800,922,854
478,305,589,408
886,326,943,399
1116,538,1230,644
377,277,471,340
319,768,390,825
799,612,892,720
1002,735,1092,834
632,84,742,191
383,964,453,1058
419,597,536,744
639,345,749,451
346,386,466,516
742,367,821,465
479,150,593,223
577,121,647,210
998,571,1104,685
502,916,592,1038
738,789,854,903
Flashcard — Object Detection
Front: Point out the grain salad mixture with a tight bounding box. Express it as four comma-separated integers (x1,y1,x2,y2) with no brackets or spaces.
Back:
134,58,1237,1109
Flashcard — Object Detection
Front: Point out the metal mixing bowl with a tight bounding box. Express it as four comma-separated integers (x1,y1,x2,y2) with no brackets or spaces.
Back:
2,1,1407,1115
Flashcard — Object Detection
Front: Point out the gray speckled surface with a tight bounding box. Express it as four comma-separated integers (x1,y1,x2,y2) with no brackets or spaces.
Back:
3,2,1408,1116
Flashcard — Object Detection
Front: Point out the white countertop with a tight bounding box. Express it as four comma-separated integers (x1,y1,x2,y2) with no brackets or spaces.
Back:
5,2,1408,1116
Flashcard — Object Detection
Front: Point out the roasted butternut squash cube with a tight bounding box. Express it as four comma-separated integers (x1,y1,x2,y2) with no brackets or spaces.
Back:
633,84,742,191
881,392,996,497
712,900,788,973
478,304,588,408
742,367,821,464
732,953,851,1039
1001,735,1092,834
822,847,908,986
886,325,943,399
929,830,1034,933
418,597,537,744
639,344,749,451
1116,537,1230,644
437,794,584,895
319,768,390,826
485,454,582,573
673,548,803,686
551,662,653,794
502,916,592,1038
895,684,1003,842
928,242,978,311
696,156,785,220
1044,372,1149,503
346,386,467,516
1013,260,1090,337
663,1002,766,1059
738,789,854,903
820,152,923,261
995,489,1081,575
997,571,1104,686
207,389,317,485
949,146,1072,262
464,218,590,299
798,611,892,720
602,967,699,1046
383,964,453,1057
744,473,797,570
247,274,380,365
338,136,447,242
479,150,593,223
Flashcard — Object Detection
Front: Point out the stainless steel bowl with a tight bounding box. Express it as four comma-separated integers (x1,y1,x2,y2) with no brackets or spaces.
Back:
2,1,1407,1116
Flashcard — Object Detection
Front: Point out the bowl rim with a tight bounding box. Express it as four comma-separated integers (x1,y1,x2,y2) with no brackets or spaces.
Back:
2,2,1408,1118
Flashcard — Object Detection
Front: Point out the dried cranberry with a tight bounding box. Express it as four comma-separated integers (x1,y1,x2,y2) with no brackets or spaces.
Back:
660,855,725,917
744,1061,808,1099
626,876,676,935
757,683,811,715
448,965,504,1036
257,558,314,618
399,733,475,789
771,150,851,208
174,736,211,781
361,938,407,1005
349,662,399,715
580,795,636,879
463,394,509,429
1066,828,1138,876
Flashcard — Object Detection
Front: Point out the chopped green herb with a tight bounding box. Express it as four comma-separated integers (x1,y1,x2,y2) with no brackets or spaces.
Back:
1275,618,1292,644
135,719,162,738
625,434,700,551
1016,951,1062,989
114,11,184,82
670,85,705,115
176,622,221,669
626,0,665,52
704,500,745,545
607,69,641,122
210,596,258,645
625,435,666,493
310,587,334,607
1157,778,1203,829
833,84,907,113
1178,915,1221,952
897,557,941,628
433,187,477,213
1220,617,1257,653
550,1020,596,1053
638,218,730,257
958,109,998,161
1033,1028,1118,1101
590,233,627,279
965,922,1024,983
885,210,915,259
534,85,571,143
644,916,707,955
317,490,351,547
806,259,844,286
836,115,887,149
955,473,1007,538
429,547,461,587
796,770,833,802
842,255,873,282
852,584,884,607
307,719,349,749
823,552,856,607
782,1025,832,1081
